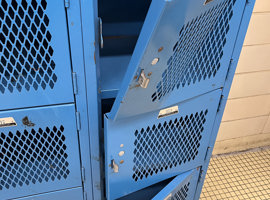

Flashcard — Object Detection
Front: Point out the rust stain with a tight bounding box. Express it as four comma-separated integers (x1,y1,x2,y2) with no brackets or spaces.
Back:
158,46,164,52
22,116,35,127
133,75,138,80
148,72,152,76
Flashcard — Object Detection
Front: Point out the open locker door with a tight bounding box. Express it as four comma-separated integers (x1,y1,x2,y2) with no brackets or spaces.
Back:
105,0,248,199
152,169,199,200
105,89,221,199
108,0,246,120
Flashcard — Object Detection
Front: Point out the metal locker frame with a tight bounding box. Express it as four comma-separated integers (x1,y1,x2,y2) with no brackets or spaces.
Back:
67,0,102,200
193,1,256,199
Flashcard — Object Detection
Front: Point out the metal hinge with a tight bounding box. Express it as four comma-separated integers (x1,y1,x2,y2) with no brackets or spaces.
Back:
217,95,224,112
81,167,86,182
225,59,234,80
64,0,70,8
204,147,211,161
198,169,204,183
76,112,81,131
84,191,87,200
72,72,78,95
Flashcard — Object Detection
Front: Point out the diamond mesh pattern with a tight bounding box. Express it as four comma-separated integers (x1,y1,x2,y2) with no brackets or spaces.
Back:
171,182,190,200
0,0,57,94
151,0,236,102
132,110,208,181
0,125,70,190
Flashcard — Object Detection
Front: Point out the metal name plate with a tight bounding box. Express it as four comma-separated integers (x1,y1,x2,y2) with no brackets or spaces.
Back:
0,117,17,128
158,106,179,119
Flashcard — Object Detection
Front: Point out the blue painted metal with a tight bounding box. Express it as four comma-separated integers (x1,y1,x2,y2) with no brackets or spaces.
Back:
0,1,95,200
0,104,82,200
65,0,100,199
78,0,104,199
0,0,74,111
15,187,83,200
105,89,221,199
108,0,247,120
100,56,130,99
193,1,256,199
152,169,199,200
0,0,255,199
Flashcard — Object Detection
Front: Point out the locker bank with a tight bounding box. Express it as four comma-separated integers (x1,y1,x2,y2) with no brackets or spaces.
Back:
0,0,255,199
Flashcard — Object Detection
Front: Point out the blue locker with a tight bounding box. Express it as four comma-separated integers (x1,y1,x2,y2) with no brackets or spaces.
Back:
0,105,83,199
0,0,74,110
98,0,255,199
105,90,221,199
0,0,255,199
0,0,89,199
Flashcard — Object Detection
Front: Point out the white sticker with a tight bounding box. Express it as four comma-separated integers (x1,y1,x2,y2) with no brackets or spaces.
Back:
0,117,17,128
158,106,179,119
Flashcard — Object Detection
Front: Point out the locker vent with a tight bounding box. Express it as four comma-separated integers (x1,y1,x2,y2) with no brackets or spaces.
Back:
151,0,236,102
0,0,57,94
172,182,190,200
132,110,208,181
0,126,69,190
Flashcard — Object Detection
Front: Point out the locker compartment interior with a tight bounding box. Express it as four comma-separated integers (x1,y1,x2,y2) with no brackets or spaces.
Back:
98,0,151,100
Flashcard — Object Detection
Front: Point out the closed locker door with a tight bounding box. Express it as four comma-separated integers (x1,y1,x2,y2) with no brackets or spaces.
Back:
0,105,82,199
0,0,74,110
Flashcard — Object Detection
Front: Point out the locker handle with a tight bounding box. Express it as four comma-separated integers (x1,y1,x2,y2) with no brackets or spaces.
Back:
111,159,119,173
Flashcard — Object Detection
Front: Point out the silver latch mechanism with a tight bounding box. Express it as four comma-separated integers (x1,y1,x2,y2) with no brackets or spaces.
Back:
138,70,150,88
111,159,119,173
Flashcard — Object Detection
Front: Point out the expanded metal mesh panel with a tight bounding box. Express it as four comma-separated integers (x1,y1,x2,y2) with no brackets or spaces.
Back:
0,0,56,94
0,0,73,111
171,182,190,200
151,0,236,102
0,105,82,199
132,110,208,181
106,90,221,199
0,125,69,190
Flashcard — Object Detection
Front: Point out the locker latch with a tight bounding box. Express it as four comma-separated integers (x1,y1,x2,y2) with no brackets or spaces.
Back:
138,70,150,89
111,159,119,173
99,18,104,49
